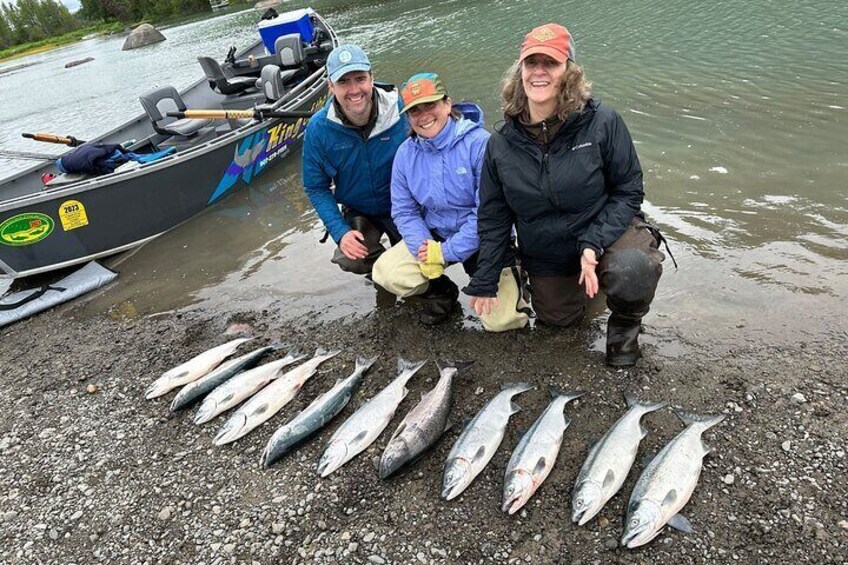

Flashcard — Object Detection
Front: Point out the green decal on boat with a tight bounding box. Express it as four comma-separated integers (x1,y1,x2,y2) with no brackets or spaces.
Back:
0,213,55,246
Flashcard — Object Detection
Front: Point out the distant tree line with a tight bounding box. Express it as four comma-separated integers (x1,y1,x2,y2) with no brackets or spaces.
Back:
0,0,221,51
79,0,212,23
0,0,81,48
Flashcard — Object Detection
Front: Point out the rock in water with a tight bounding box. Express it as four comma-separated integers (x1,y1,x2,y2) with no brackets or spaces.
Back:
122,24,166,51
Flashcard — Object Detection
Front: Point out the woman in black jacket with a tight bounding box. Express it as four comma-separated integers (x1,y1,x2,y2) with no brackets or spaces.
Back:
464,23,667,367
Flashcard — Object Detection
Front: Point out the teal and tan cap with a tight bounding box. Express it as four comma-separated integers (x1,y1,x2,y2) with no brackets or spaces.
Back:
400,72,448,113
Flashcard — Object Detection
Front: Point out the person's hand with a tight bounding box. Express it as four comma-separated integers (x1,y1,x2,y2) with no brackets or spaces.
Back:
470,296,498,317
417,241,428,262
578,247,599,298
340,230,368,260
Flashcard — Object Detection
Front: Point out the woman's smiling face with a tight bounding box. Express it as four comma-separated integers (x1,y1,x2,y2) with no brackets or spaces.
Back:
408,98,453,139
521,54,567,108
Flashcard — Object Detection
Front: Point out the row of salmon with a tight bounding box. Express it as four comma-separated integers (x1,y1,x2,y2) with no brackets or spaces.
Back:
144,338,724,548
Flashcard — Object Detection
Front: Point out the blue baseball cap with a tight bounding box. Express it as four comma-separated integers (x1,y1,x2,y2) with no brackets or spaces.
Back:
327,44,372,83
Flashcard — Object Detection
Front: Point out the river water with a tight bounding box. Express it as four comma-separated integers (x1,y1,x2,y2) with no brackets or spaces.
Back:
1,0,846,350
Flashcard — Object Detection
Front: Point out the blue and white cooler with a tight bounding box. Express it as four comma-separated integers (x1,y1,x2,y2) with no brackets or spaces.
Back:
259,8,316,53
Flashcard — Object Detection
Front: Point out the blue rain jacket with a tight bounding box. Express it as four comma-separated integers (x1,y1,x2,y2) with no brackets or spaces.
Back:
302,84,408,243
390,102,490,263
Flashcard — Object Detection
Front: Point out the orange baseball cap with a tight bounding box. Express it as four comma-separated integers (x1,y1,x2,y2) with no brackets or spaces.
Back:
519,23,575,63
400,73,448,113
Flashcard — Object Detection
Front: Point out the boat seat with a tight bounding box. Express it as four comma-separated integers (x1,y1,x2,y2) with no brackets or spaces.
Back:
139,86,215,137
259,64,297,101
197,56,258,96
275,34,305,69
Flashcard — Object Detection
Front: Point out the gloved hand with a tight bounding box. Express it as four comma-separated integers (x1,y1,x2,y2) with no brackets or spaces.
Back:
418,240,445,279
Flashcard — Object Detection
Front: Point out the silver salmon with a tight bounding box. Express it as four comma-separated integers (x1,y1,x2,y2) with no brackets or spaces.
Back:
503,387,584,514
193,348,307,425
572,392,666,525
145,337,251,399
261,356,376,467
379,359,472,479
621,410,725,548
317,358,426,477
212,347,340,445
170,344,285,411
442,382,533,501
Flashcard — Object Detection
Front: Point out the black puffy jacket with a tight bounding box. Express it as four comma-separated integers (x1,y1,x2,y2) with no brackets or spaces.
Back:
464,99,643,297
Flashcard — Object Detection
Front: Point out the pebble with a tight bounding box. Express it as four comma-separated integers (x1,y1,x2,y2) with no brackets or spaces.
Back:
363,532,376,543
271,523,285,535
70,510,83,521
86,384,97,394
223,544,235,554
49,529,59,540
367,555,385,564
722,474,735,485
604,538,618,550
839,520,848,531
781,441,792,452
790,393,807,404
157,507,172,521
598,516,609,528
2,511,18,522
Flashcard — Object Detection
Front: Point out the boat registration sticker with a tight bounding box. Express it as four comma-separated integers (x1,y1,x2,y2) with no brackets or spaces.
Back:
0,212,54,246
59,200,89,231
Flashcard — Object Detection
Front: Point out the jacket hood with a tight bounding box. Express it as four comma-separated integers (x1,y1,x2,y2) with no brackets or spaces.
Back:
411,101,485,153
326,83,403,139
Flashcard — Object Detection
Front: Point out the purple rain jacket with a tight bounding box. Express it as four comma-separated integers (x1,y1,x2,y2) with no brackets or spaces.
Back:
390,102,490,263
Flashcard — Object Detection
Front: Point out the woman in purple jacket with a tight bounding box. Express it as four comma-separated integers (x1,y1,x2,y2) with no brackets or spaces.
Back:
372,72,529,328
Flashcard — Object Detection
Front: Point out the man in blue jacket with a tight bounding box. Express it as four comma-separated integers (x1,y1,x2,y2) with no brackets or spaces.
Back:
302,44,408,275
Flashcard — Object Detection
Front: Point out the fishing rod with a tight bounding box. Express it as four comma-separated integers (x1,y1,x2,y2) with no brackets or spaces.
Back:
166,108,315,121
0,148,63,161
22,132,86,147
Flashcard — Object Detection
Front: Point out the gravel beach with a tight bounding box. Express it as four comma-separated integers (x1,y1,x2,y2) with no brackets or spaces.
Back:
1,295,846,564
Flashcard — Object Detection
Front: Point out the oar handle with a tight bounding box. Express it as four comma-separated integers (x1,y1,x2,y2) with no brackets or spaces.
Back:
22,132,85,146
167,109,315,121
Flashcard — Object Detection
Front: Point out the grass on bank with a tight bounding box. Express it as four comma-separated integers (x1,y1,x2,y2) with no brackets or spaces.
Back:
0,22,126,62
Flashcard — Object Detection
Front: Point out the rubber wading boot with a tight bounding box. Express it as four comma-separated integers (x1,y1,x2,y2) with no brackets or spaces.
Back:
419,276,459,325
606,314,642,367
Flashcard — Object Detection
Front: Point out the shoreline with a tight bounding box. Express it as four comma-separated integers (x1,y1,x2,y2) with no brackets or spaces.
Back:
0,300,845,563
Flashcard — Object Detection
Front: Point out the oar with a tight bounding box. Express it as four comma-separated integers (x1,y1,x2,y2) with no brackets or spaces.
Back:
166,108,315,121
22,132,86,147
0,148,62,161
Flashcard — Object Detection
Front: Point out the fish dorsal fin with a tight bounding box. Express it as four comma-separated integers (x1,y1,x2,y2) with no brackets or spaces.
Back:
602,468,616,490
352,429,369,444
640,424,649,439
472,445,487,463
443,420,454,433
510,401,521,415
533,457,547,476
661,489,677,510
701,440,712,455
624,391,639,407
667,513,694,533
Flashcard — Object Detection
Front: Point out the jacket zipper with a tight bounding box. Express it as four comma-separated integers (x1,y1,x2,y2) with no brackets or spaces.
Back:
540,121,554,206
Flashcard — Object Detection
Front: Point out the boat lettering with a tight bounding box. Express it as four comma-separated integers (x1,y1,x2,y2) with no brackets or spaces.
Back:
0,212,55,246
209,97,327,204
59,200,89,231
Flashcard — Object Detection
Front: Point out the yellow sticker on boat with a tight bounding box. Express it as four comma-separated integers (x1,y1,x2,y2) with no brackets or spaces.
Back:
59,200,89,231
0,212,54,246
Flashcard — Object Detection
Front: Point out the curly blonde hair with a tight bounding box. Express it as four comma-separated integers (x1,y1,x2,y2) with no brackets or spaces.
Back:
501,59,592,121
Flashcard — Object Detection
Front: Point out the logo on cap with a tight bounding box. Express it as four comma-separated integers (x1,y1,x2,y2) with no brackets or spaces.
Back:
532,26,556,42
409,82,422,96
338,50,352,63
